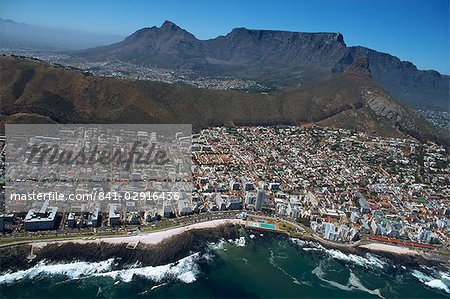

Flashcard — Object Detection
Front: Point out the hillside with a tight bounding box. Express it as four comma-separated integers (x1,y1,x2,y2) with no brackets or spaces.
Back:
1,55,448,146
74,21,449,112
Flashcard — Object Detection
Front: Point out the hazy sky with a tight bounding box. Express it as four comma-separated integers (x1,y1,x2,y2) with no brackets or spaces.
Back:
1,0,449,74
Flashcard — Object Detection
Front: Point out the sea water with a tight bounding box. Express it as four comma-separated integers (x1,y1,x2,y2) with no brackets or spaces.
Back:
0,233,448,298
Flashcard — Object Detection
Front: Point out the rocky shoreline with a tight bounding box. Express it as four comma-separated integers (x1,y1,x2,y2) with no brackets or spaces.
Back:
248,228,450,272
1,223,448,274
0,224,240,273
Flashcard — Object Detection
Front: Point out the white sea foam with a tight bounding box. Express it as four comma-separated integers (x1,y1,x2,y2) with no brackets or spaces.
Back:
290,238,306,247
312,265,353,291
312,264,385,298
290,239,330,252
209,239,226,250
150,282,167,290
425,279,450,293
302,248,321,252
203,251,214,262
233,237,246,247
0,259,114,284
227,237,245,247
309,242,326,250
441,273,450,283
411,270,434,282
176,271,197,283
93,253,200,283
269,250,303,286
0,253,201,285
411,270,450,294
325,249,387,269
348,272,385,298
290,238,386,269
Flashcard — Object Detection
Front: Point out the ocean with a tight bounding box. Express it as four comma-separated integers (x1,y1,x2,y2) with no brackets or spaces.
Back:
0,231,449,298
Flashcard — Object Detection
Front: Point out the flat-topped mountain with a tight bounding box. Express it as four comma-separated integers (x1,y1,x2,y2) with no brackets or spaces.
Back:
1,56,448,147
74,21,449,112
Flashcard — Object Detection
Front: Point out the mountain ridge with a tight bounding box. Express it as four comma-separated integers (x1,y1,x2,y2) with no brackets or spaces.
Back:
1,55,448,147
74,21,449,112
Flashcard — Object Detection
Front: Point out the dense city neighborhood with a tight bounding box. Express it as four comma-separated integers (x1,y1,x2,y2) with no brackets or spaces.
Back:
1,126,448,255
1,50,269,92
191,126,449,249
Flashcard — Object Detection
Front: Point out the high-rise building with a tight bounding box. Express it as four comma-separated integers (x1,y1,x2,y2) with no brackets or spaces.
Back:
245,192,255,205
256,189,265,211
109,204,121,226
323,222,338,241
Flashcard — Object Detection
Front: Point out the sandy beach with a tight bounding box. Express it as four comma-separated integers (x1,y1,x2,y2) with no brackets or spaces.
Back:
33,219,244,248
358,242,419,255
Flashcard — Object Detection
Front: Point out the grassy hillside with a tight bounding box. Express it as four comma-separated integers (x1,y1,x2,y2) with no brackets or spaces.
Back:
1,56,447,146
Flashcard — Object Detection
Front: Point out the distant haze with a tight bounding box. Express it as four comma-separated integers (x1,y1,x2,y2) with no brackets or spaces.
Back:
0,19,124,50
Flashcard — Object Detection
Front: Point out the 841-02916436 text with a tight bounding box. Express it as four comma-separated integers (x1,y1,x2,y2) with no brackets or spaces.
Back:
8,191,184,202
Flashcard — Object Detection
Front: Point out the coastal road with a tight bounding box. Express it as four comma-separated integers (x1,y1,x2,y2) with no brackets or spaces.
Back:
0,218,244,249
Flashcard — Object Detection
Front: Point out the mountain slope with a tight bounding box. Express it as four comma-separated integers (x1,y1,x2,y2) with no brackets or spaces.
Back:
335,46,449,111
74,21,449,112
79,21,206,68
1,55,448,146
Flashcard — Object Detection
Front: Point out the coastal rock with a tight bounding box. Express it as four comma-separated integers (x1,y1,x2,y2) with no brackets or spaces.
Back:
0,224,240,272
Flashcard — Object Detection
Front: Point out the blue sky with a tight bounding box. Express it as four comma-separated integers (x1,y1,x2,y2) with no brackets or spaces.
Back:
1,0,449,74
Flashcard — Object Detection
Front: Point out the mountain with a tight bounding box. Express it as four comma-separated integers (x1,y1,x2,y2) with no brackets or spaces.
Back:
1,55,448,147
75,21,449,112
79,21,206,68
0,19,123,50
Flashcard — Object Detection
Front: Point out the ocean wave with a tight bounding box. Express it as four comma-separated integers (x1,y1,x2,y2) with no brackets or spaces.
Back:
411,269,434,282
302,248,321,252
291,238,387,269
411,270,450,294
0,259,114,284
150,282,168,290
228,237,246,247
292,239,386,269
93,252,200,283
290,238,326,250
324,249,387,269
209,237,246,250
208,239,226,250
0,253,201,285
203,251,215,262
290,238,306,247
